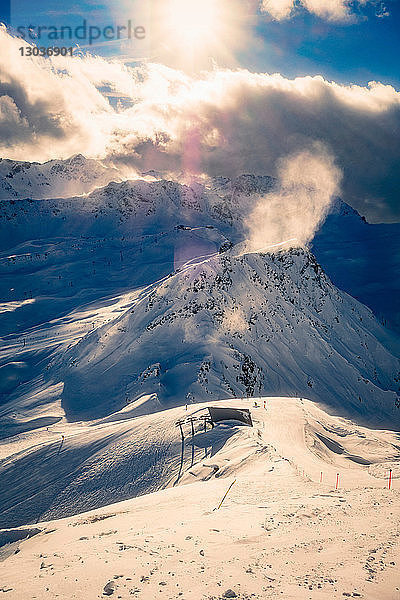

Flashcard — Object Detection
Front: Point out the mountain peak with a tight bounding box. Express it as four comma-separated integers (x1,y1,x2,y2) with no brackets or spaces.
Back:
53,245,400,427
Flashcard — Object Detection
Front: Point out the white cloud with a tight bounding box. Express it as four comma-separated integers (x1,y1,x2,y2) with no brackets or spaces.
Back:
0,27,399,222
260,0,298,20
0,25,132,160
260,0,373,21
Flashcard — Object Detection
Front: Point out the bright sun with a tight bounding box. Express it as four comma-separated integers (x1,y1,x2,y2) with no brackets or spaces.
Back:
167,0,219,45
153,0,248,70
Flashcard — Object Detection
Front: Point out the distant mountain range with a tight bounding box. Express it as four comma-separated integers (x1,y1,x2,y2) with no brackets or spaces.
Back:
0,154,120,200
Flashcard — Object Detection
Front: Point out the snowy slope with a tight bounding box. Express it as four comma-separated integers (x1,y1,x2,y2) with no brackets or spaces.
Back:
1,158,398,329
0,175,240,341
0,171,277,254
0,177,18,201
0,400,192,528
1,397,399,599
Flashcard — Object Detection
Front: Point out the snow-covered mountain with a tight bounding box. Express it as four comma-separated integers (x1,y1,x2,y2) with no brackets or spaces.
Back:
0,154,121,200
0,177,235,338
0,155,400,331
0,166,399,434
1,157,397,328
52,247,400,426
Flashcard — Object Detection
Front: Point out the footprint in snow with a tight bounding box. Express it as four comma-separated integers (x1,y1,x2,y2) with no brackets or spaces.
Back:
103,581,116,596
223,590,237,598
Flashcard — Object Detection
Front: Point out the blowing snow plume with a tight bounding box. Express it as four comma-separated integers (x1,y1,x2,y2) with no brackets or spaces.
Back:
245,147,342,253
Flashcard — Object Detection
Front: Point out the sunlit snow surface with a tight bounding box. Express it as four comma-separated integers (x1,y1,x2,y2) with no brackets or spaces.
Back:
0,398,399,599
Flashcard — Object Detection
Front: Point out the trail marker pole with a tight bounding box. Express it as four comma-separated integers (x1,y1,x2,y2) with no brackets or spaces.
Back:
214,479,236,511
320,471,323,483
336,473,339,490
388,469,392,490
190,419,195,467
57,435,65,456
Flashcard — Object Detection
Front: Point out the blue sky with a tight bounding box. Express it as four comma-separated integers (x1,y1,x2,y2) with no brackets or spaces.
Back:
2,0,399,87
247,2,400,87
